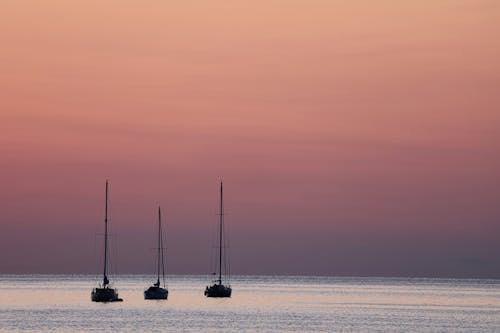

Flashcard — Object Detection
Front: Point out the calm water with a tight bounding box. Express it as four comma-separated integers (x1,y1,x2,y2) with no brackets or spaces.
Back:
0,275,499,332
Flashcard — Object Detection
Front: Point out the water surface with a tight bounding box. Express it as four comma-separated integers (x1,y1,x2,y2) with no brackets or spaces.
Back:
0,275,499,332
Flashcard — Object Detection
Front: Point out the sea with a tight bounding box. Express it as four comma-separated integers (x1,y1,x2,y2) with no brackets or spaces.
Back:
0,275,499,332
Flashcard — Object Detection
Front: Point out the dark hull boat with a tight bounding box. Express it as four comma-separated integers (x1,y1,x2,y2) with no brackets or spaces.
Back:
205,283,232,298
92,286,122,302
205,181,232,298
144,285,168,300
144,206,168,300
91,180,123,303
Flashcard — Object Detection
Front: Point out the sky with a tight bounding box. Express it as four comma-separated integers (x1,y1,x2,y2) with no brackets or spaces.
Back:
0,0,499,277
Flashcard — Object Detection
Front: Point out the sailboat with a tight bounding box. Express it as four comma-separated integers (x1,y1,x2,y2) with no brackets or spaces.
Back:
205,181,232,298
91,180,123,302
144,206,169,300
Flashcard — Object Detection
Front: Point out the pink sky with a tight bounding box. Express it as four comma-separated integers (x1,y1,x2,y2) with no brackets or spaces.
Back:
1,0,499,276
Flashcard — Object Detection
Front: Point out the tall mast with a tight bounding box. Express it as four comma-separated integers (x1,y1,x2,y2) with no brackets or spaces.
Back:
218,181,223,285
103,180,109,287
161,208,166,287
157,206,161,286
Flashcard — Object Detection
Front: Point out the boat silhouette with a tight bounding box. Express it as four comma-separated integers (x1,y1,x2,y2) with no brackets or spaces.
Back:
91,180,123,302
144,206,169,300
205,181,232,298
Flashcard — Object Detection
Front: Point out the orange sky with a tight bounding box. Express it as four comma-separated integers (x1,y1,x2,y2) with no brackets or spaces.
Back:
0,1,499,276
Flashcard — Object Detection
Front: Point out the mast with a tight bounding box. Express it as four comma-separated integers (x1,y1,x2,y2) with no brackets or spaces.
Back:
103,180,109,287
157,206,161,287
160,208,166,287
218,181,223,285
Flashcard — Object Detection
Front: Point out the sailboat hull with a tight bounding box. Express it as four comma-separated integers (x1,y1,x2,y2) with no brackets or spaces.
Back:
91,287,122,302
144,286,168,300
205,284,232,298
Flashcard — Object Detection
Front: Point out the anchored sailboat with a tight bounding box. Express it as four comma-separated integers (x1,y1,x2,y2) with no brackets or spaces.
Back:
144,206,169,300
205,181,232,298
91,180,123,302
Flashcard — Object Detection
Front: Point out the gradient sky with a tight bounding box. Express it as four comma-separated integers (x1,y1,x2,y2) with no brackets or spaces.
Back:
1,0,499,277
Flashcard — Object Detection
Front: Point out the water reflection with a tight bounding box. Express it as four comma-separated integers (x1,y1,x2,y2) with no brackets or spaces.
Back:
0,275,499,332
